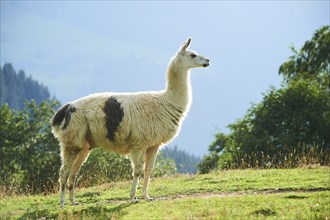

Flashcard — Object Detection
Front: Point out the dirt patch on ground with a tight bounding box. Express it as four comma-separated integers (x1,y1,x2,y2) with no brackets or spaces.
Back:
100,188,329,205
155,188,328,201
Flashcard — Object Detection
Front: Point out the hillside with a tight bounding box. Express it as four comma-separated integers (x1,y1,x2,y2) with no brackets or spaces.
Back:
1,167,329,219
0,63,50,110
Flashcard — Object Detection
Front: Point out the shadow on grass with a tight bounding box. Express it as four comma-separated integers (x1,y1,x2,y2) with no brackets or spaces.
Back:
63,203,133,219
19,200,134,219
19,208,58,220
284,195,309,199
252,208,277,217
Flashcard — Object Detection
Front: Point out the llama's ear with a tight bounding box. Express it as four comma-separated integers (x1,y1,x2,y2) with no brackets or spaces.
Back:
179,37,192,54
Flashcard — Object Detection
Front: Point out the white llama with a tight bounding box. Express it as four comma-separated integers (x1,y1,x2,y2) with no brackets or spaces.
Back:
51,38,210,206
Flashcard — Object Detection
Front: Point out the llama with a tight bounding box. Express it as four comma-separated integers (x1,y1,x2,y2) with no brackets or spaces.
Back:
51,38,209,206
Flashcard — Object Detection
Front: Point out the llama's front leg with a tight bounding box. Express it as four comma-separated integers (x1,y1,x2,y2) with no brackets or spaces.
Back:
130,149,145,203
143,146,159,201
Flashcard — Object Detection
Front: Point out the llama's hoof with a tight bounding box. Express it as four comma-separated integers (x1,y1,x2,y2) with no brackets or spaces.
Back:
71,201,79,206
131,197,140,203
144,196,154,201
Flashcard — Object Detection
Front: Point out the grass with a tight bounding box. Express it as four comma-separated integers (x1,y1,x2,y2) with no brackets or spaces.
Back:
0,167,329,219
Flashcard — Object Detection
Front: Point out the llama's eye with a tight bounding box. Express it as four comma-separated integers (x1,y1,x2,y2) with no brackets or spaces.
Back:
190,54,197,58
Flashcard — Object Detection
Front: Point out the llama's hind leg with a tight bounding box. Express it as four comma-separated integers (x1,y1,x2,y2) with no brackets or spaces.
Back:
143,146,159,201
130,148,145,203
59,165,70,207
59,147,78,207
68,140,90,205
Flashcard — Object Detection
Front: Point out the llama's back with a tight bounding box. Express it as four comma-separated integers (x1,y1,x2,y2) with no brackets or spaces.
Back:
83,92,184,153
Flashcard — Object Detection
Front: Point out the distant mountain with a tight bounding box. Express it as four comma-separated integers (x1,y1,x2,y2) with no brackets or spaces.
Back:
0,63,50,110
161,146,201,174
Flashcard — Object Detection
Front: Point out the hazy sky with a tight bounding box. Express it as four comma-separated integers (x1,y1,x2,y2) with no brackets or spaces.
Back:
1,1,329,156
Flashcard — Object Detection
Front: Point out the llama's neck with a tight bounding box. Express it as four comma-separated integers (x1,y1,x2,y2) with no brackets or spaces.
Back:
164,57,192,110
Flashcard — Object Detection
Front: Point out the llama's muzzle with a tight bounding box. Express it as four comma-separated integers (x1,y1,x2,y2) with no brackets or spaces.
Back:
203,59,210,68
203,62,210,68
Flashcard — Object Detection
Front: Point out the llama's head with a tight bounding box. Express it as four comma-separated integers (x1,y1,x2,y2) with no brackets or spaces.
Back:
176,37,210,69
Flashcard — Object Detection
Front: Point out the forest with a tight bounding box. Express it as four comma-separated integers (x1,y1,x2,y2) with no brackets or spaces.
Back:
0,63,50,110
0,26,329,196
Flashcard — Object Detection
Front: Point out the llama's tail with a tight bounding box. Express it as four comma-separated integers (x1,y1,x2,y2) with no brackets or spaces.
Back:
51,103,77,130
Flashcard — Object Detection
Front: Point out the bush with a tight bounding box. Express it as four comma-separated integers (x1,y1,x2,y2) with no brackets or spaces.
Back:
0,100,61,195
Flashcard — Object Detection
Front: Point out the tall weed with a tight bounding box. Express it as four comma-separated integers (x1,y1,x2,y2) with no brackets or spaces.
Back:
219,145,329,170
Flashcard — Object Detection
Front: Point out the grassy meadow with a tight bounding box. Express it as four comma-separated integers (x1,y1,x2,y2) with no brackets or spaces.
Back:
0,167,329,219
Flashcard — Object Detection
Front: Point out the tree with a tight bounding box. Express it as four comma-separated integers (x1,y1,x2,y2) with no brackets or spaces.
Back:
279,26,330,86
199,26,330,172
0,99,61,194
225,79,329,155
0,63,51,110
0,67,6,107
